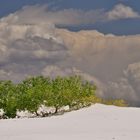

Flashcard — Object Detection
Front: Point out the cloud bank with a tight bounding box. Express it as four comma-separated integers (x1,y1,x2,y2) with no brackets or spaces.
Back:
0,4,140,106
1,5,104,26
1,4,139,26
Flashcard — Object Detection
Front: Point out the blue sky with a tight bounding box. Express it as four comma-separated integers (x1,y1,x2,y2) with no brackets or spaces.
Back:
0,0,140,35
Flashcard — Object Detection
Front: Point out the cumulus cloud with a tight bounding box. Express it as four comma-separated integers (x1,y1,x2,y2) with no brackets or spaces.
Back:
107,4,140,20
0,5,140,105
124,62,140,94
106,63,140,106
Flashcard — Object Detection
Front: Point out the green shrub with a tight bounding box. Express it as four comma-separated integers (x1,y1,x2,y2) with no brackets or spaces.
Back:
44,76,96,113
16,76,51,115
0,75,128,119
0,81,17,118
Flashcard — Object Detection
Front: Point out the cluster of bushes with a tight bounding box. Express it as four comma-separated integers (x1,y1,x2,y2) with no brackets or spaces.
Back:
0,76,127,119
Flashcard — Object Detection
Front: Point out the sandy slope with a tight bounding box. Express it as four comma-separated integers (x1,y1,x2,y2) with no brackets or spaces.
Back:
0,104,140,140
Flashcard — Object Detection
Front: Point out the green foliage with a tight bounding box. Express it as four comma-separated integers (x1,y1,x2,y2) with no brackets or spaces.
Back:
16,76,51,114
0,75,127,119
0,81,17,118
43,76,97,113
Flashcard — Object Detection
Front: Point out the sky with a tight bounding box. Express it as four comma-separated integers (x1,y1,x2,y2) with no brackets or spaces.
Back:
0,0,140,35
0,0,140,106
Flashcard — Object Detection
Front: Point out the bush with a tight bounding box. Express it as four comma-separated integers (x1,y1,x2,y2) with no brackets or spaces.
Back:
44,76,97,113
16,76,51,115
0,81,17,118
0,75,127,119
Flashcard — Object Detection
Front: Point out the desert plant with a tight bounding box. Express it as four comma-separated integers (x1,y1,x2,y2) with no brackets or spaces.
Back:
0,81,17,118
0,75,127,119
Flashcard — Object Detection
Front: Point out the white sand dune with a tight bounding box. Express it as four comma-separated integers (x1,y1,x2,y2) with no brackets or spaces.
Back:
0,104,140,140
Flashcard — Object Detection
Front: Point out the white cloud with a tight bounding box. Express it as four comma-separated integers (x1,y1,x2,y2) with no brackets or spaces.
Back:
106,78,137,102
107,4,140,20
124,62,140,93
0,5,140,105
106,62,140,106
